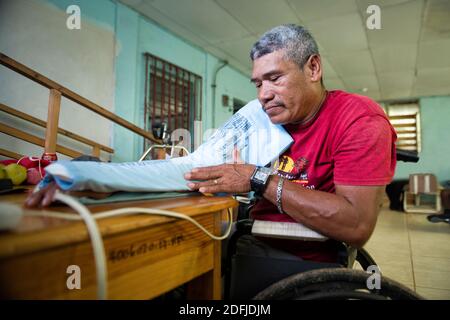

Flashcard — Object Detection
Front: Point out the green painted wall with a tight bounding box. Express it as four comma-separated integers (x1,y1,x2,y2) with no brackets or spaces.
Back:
395,96,450,183
43,0,256,162
1,0,117,161
8,0,450,178
132,9,256,160
206,54,256,130
46,0,116,32
114,3,140,162
134,12,207,158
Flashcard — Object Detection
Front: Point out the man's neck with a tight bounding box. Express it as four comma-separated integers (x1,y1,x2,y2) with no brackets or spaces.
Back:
294,87,327,126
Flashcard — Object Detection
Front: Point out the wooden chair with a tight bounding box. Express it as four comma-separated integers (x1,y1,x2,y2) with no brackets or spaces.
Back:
403,173,442,213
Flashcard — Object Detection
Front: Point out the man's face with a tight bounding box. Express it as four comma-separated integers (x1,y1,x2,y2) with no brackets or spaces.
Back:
251,50,314,125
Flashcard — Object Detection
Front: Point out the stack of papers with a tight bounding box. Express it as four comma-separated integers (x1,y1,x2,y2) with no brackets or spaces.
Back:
252,220,328,241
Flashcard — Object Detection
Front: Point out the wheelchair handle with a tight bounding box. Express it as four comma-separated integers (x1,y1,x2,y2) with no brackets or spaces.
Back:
396,149,419,163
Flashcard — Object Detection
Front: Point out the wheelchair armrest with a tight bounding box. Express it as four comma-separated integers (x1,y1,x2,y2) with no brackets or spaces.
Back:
396,149,419,163
235,219,254,233
236,199,256,221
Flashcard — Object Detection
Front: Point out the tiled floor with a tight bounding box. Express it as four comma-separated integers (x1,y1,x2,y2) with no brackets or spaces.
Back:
361,204,450,299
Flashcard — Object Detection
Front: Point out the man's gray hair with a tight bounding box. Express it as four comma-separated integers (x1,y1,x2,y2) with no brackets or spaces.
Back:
250,24,319,69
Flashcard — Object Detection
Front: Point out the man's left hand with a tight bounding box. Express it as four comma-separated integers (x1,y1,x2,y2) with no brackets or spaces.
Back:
184,164,256,194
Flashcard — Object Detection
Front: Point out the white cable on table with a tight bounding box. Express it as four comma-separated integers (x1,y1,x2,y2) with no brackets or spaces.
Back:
28,191,234,300
53,192,108,300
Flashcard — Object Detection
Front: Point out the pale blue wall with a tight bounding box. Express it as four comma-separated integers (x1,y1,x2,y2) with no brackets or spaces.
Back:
12,0,450,176
114,4,140,161
134,13,207,157
44,0,256,162
134,12,255,160
205,54,256,131
46,0,116,32
395,96,450,183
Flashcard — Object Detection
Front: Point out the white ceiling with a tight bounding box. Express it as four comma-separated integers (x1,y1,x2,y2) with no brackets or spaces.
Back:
120,0,450,101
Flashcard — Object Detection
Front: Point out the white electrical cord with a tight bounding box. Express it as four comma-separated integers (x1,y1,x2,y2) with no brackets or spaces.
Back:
27,191,234,300
53,192,108,300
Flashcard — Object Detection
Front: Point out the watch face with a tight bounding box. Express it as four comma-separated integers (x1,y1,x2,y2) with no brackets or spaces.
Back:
255,170,269,182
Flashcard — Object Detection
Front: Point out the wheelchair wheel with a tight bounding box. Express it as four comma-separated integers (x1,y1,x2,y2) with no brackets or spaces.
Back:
253,268,423,300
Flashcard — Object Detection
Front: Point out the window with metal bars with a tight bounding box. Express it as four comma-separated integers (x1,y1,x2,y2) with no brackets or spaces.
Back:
143,53,202,152
385,102,421,152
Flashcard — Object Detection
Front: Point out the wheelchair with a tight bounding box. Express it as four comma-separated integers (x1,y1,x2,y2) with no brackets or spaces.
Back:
222,149,423,300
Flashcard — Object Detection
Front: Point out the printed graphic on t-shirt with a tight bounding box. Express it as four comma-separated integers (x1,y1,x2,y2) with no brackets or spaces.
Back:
276,155,314,189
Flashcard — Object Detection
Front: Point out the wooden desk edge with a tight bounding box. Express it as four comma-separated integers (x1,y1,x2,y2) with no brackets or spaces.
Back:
0,195,238,259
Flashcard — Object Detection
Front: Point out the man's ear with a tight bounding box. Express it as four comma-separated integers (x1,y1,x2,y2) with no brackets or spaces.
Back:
306,54,322,83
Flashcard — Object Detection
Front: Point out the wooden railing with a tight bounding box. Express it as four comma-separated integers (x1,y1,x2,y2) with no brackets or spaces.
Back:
0,103,113,157
0,121,83,158
0,148,22,160
0,52,160,160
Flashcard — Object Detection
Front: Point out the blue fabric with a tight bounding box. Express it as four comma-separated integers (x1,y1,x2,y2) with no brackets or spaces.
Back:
78,191,197,204
42,157,194,192
39,99,293,193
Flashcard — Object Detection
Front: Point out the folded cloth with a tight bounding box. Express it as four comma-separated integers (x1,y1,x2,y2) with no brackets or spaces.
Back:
78,191,198,205
40,157,196,192
38,99,293,193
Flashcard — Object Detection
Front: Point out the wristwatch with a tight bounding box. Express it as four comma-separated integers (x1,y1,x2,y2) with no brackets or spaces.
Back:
250,166,272,198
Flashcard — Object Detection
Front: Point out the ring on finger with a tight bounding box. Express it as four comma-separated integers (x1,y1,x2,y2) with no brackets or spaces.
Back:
213,179,218,185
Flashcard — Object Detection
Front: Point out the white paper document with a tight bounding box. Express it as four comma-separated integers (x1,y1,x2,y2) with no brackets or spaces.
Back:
41,99,294,193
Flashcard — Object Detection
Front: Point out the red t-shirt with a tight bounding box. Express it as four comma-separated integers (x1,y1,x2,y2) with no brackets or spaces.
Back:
251,90,397,263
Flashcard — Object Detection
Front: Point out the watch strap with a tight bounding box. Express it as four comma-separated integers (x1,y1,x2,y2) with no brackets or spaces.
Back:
250,166,271,198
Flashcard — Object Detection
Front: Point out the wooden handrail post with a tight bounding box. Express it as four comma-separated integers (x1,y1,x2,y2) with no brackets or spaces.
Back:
43,89,61,161
92,145,100,157
0,53,162,144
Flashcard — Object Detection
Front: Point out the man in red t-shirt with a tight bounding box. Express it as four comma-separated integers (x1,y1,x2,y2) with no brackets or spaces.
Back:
26,24,396,268
185,24,396,263
250,89,396,262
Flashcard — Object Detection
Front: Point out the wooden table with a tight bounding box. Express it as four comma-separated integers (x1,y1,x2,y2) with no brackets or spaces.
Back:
0,192,237,299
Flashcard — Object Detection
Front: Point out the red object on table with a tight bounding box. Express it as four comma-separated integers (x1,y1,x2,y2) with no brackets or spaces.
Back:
41,152,58,162
0,156,51,185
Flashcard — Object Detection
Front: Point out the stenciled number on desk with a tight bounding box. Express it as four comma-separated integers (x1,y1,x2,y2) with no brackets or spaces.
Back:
108,234,185,263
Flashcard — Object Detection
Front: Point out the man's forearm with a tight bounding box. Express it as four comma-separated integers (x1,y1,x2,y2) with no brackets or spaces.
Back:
184,163,383,248
262,175,379,248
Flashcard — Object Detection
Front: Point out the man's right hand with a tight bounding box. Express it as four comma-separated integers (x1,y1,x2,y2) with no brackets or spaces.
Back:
25,182,60,208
